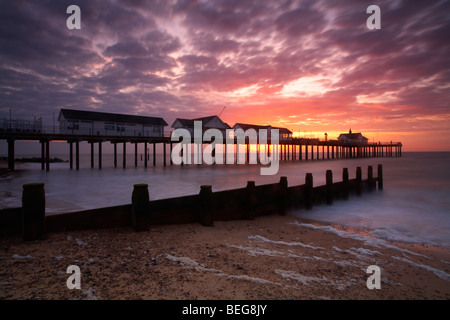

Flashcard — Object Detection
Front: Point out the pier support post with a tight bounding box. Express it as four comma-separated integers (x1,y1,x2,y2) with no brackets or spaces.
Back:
170,142,173,166
45,140,50,172
75,141,80,170
153,143,156,167
305,173,313,210
342,168,349,200
98,141,102,169
279,176,288,216
114,143,117,168
123,142,127,169
134,143,138,167
69,142,73,169
163,142,167,167
356,166,362,196
22,183,45,241
41,141,45,170
7,139,14,171
131,184,150,232
144,142,148,168
245,181,256,220
90,142,94,168
198,185,214,226
377,164,383,191
326,170,333,205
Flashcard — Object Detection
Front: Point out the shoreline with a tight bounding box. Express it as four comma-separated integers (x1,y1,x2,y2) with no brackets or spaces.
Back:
1,214,449,300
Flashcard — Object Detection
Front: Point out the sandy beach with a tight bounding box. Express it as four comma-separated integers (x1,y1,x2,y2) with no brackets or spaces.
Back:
0,213,449,300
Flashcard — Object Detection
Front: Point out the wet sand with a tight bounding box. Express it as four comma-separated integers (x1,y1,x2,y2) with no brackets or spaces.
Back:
0,214,449,300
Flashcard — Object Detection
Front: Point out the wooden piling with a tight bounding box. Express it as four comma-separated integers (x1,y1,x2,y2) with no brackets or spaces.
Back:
356,166,362,196
123,142,126,168
368,165,374,191
153,143,156,166
22,183,46,241
131,184,150,232
75,141,80,170
144,142,148,168
69,142,73,169
378,164,383,190
342,168,349,200
7,139,14,171
326,170,333,205
305,173,313,210
45,140,50,172
98,141,102,169
198,185,214,226
113,143,117,168
279,176,288,216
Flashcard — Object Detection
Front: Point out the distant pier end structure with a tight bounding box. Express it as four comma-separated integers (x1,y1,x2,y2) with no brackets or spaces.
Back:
1,109,402,172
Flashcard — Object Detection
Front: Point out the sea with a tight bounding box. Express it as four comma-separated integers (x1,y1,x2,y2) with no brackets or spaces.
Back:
1,149,449,247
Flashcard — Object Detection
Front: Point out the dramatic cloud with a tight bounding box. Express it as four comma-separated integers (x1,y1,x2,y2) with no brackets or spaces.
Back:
0,0,449,150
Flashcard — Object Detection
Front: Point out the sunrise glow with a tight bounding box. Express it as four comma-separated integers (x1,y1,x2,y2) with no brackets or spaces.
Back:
1,0,449,151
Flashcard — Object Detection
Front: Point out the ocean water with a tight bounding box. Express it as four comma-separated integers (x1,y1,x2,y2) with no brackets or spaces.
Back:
1,151,449,247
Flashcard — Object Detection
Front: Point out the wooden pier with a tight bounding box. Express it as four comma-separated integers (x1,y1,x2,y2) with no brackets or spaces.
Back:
1,131,402,171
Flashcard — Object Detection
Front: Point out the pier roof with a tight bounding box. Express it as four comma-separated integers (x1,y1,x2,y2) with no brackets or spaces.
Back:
234,123,292,134
59,109,168,126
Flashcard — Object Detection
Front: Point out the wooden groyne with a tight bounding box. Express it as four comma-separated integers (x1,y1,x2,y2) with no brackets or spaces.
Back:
0,165,383,240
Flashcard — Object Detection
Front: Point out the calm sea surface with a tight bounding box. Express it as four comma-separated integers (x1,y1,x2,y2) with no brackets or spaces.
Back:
1,151,449,246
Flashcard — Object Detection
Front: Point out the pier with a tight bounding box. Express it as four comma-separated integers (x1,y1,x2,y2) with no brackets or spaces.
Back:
1,128,402,171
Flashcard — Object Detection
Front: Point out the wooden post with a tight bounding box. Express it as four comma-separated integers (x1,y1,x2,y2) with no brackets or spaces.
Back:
41,141,45,170
134,143,138,167
377,164,383,190
98,141,102,169
69,142,73,170
356,166,362,196
368,165,374,191
198,185,214,226
326,170,333,205
245,181,256,220
144,142,148,168
90,142,94,168
131,184,150,232
153,143,156,166
170,141,173,166
279,176,288,215
76,141,80,170
45,140,50,172
123,142,126,169
305,173,313,210
22,183,45,241
163,142,167,167
342,168,349,200
7,139,14,172
114,143,117,168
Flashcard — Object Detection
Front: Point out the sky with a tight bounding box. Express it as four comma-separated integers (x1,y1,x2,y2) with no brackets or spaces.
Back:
0,0,449,151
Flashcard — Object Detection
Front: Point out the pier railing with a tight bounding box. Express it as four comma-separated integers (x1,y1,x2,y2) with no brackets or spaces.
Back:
0,165,383,240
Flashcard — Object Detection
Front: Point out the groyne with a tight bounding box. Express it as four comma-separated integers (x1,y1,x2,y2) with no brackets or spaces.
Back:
0,165,383,240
